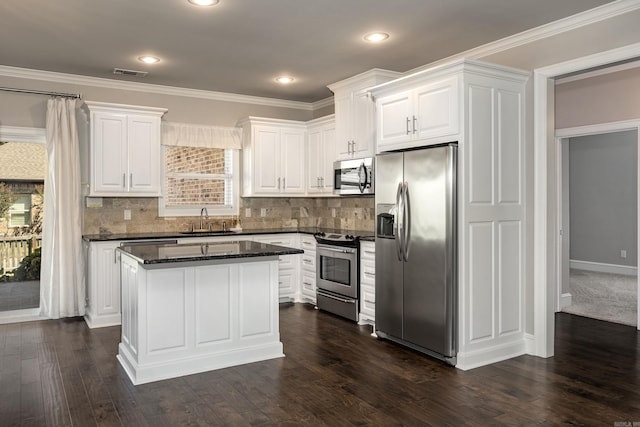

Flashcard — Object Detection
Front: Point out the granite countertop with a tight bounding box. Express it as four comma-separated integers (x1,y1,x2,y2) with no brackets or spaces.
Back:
118,239,304,265
83,227,375,242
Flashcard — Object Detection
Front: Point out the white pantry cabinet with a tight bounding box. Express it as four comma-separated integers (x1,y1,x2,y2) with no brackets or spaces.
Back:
306,115,336,196
239,117,306,197
371,59,530,370
85,101,167,197
358,241,376,326
376,76,459,152
328,69,400,161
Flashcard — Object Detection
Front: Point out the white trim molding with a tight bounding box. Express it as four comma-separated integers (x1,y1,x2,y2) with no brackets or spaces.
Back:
406,0,640,75
0,125,46,143
570,260,638,276
0,65,320,111
533,41,640,357
560,293,572,310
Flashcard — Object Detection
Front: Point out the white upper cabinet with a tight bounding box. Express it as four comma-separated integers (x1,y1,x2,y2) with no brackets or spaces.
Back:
306,115,336,196
328,69,400,161
85,101,167,197
239,117,306,197
376,76,459,152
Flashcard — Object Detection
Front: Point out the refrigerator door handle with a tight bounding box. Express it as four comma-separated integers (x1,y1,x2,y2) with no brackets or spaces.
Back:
403,181,411,262
395,182,404,261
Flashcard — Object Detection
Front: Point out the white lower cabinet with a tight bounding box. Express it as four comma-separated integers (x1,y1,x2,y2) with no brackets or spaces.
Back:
85,233,320,329
85,241,123,328
299,235,317,304
252,234,300,302
358,241,376,325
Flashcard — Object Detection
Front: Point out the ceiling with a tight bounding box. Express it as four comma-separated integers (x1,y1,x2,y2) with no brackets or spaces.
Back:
0,0,615,103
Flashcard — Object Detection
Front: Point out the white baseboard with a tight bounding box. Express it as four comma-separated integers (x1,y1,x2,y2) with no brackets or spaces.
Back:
560,293,572,309
570,259,637,276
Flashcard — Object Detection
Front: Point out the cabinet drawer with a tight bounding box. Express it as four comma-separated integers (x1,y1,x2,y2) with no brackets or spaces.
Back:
300,236,317,251
360,241,375,260
360,258,375,284
360,285,375,317
301,252,316,271
301,271,316,296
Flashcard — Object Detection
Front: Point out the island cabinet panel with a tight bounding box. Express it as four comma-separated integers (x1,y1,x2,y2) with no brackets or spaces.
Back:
195,266,232,344
117,253,284,385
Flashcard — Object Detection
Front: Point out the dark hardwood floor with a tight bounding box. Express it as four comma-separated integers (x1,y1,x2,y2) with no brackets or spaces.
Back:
1,303,639,426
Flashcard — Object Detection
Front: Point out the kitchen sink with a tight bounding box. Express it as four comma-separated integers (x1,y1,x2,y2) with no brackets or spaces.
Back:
179,230,236,236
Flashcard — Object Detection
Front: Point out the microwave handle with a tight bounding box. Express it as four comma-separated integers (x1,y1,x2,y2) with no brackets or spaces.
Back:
358,162,367,193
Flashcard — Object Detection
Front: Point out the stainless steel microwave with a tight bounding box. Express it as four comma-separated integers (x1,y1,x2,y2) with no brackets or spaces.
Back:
333,157,374,195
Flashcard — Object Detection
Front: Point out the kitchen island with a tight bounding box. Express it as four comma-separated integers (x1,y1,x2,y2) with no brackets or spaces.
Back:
116,240,303,385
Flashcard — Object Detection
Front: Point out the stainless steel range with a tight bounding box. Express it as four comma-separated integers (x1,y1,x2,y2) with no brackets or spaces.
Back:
314,232,362,321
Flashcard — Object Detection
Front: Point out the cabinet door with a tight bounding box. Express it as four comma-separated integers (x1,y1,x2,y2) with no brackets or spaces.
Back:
320,124,336,192
351,91,375,157
333,94,353,160
86,241,122,328
253,125,281,194
127,115,161,195
92,112,128,194
281,127,306,194
306,126,323,194
376,91,413,152
413,76,459,141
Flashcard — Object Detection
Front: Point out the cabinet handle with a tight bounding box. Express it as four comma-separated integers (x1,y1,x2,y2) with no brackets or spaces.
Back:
364,250,375,255
413,116,417,134
122,173,126,188
282,177,286,189
364,272,375,277
320,177,324,187
352,141,356,153
130,173,133,187
406,117,411,135
364,299,375,304
303,259,312,264
277,177,281,189
303,282,313,286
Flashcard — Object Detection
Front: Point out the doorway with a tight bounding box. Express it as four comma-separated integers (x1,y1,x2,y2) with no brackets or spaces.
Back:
556,126,639,327
0,126,46,324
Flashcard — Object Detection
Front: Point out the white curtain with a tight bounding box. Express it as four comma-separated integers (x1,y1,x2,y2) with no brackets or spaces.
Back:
161,121,242,149
40,97,85,319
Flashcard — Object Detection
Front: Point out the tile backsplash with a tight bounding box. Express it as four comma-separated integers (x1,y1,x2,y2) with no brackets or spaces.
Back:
83,196,375,235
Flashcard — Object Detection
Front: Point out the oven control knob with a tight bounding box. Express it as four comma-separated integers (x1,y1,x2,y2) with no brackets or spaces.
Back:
345,234,354,240
315,232,325,237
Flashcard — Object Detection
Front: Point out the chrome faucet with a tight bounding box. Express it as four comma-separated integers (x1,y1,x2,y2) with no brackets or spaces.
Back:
200,207,208,230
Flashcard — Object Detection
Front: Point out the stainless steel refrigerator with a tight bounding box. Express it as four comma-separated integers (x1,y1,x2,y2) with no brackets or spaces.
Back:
375,143,457,365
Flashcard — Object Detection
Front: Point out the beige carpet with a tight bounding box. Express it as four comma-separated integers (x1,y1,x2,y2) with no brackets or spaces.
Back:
562,269,637,327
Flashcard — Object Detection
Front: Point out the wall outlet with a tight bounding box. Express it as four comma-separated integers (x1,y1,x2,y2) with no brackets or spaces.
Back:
621,249,627,259
124,209,131,221
260,208,267,217
245,208,251,218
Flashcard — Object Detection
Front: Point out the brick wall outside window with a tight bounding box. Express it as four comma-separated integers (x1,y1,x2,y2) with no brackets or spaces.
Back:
164,147,227,206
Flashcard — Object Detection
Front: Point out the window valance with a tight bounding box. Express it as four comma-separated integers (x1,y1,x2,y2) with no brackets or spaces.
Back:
161,121,242,149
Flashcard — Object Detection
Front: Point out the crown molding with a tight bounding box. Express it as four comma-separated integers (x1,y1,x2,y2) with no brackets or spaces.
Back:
311,96,334,110
405,0,640,75
0,125,45,143
0,65,318,111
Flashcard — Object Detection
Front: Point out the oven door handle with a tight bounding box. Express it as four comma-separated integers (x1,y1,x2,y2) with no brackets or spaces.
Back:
318,246,356,254
318,291,356,304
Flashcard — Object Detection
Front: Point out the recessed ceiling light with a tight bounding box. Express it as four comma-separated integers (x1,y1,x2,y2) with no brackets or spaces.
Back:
138,56,160,64
275,76,294,84
188,0,219,6
364,32,390,43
